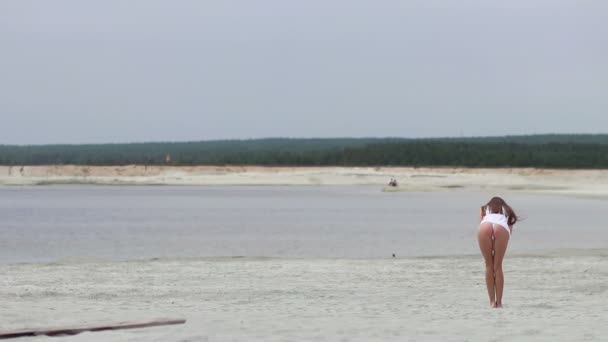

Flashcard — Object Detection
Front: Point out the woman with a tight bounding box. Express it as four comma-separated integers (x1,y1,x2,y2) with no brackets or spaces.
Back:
478,196,518,308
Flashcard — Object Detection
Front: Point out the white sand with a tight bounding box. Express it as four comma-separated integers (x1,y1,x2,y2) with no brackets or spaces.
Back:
1,252,607,341
2,165,608,198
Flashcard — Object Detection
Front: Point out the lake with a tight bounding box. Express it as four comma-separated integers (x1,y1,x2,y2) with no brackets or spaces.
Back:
0,185,605,264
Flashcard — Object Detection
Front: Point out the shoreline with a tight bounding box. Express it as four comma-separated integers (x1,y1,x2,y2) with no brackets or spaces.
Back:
1,165,607,197
3,247,608,267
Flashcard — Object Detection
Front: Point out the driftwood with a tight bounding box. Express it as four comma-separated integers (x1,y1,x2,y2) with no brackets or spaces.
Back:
0,318,186,339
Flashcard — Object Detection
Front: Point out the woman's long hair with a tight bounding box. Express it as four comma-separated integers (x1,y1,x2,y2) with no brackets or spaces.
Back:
482,196,518,226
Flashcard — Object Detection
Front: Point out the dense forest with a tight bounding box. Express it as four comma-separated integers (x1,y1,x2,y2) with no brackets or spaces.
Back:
1,134,608,168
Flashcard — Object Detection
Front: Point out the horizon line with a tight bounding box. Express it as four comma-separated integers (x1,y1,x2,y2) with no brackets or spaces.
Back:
2,132,608,147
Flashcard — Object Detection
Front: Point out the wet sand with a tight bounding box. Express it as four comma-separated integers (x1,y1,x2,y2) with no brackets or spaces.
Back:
2,252,607,341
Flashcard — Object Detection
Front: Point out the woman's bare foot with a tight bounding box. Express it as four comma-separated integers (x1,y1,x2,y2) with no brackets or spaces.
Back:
493,302,503,308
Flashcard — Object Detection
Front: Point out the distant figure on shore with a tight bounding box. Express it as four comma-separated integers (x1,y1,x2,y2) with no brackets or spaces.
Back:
478,196,518,308
388,178,398,187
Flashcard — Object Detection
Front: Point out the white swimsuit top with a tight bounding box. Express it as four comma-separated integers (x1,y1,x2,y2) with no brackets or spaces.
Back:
481,206,510,234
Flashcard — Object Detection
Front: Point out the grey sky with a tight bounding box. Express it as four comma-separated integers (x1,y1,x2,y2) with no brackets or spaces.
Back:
1,0,607,144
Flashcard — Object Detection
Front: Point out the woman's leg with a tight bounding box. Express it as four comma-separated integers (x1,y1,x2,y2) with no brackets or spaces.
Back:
477,222,495,306
492,225,510,307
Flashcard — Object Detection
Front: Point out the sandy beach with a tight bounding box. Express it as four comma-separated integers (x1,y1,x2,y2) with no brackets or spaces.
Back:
4,0,606,339
2,165,608,198
2,252,607,342
2,170,606,341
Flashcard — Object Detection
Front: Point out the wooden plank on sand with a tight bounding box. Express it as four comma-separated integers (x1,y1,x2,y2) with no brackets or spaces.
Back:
0,318,186,339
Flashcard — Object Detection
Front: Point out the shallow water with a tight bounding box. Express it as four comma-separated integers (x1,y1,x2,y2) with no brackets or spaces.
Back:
0,185,606,263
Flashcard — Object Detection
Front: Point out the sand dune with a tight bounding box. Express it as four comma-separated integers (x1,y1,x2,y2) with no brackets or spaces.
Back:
1,252,606,341
1,165,608,197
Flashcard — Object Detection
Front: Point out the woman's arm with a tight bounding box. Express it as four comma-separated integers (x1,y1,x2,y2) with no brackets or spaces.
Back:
479,206,485,223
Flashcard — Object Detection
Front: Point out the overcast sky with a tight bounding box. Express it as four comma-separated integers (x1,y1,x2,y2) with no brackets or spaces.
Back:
1,1,607,144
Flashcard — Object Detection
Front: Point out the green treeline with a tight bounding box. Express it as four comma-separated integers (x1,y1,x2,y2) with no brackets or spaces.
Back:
336,142,608,168
1,135,608,168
